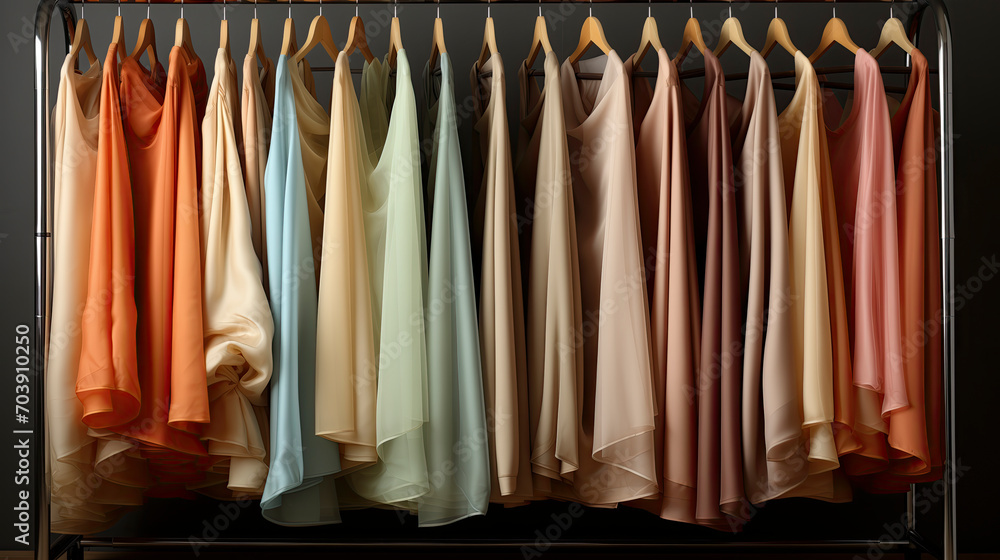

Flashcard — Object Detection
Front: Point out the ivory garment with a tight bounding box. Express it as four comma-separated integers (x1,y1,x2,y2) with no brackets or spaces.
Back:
50,49,141,534
859,48,943,492
342,51,430,507
681,51,740,530
314,51,378,475
112,47,211,492
727,52,804,509
199,48,274,498
241,50,276,291
514,51,583,494
776,51,856,503
623,48,700,523
824,50,905,476
414,51,490,525
470,51,533,504
552,52,658,506
260,55,342,526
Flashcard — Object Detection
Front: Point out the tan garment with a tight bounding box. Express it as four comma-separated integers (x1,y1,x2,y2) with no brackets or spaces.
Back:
241,51,275,292
315,51,378,472
623,49,700,523
515,51,584,492
199,48,274,497
728,52,804,509
681,51,740,530
470,52,533,503
776,52,852,503
290,57,328,285
553,52,658,506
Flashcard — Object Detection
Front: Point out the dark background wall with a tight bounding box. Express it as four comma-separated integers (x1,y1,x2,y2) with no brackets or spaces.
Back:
0,0,996,554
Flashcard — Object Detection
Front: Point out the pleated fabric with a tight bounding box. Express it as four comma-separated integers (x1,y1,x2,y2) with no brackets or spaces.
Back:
554,52,658,507
260,55,342,526
623,48,700,523
241,49,276,292
341,51,430,507
50,48,142,534
414,51,491,525
727,52,804,510
857,48,944,491
514,51,584,493
198,48,274,498
470,51,534,504
824,50,906,476
315,51,379,476
776,52,853,502
111,46,211,493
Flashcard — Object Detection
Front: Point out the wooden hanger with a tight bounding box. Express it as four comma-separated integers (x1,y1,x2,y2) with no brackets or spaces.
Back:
761,12,798,58
220,20,231,57
111,10,127,63
281,17,299,56
248,16,268,67
477,14,499,70
129,17,159,69
870,16,915,59
429,15,447,70
713,14,756,58
291,14,340,66
344,14,376,63
568,16,612,65
808,16,860,63
673,17,708,67
69,16,99,70
387,16,403,68
175,7,197,60
525,14,553,69
631,15,663,68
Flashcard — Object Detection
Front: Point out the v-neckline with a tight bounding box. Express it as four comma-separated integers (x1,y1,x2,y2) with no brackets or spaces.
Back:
562,51,622,129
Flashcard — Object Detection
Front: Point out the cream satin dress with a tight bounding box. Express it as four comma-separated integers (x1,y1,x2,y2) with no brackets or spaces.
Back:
198,48,274,498
241,49,275,292
623,48,700,524
551,52,658,507
515,51,584,495
340,51,430,508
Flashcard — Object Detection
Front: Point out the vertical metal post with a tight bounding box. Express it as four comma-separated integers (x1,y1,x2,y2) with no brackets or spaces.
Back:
922,1,956,560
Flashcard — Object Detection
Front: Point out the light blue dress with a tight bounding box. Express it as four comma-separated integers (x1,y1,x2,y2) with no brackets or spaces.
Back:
260,55,342,526
417,52,491,526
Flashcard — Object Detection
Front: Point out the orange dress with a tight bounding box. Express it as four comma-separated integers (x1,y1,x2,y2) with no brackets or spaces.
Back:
114,47,211,492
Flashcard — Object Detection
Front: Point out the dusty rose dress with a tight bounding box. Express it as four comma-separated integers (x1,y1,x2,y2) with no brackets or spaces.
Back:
682,51,740,530
824,49,907,476
623,48,700,523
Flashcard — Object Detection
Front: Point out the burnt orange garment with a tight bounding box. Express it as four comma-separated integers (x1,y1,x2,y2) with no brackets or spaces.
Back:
681,51,741,531
859,49,943,492
623,49,700,524
114,47,211,491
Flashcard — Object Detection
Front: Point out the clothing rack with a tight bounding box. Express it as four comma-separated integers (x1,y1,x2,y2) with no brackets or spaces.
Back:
27,0,955,559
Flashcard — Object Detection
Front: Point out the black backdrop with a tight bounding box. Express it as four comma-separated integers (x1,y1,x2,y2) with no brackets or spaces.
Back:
0,0,996,554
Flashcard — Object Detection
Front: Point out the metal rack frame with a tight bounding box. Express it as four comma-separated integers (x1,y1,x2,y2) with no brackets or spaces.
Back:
29,0,955,558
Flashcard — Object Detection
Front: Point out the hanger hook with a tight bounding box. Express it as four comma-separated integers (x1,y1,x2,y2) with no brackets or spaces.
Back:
254,0,258,20
689,0,693,20
356,0,359,18
288,0,291,19
729,0,732,19
589,0,592,18
774,0,778,20
181,0,184,20
223,0,227,21
118,0,122,18
487,0,491,19
538,0,542,18
890,0,894,19
80,1,83,21
648,0,651,18
833,0,836,20
437,0,440,20
394,0,397,18
319,0,323,17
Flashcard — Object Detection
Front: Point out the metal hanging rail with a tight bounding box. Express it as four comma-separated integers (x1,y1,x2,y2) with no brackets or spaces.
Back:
29,0,955,559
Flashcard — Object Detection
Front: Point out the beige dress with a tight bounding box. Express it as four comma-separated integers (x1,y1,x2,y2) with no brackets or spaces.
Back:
471,52,534,503
776,51,852,502
515,51,583,493
198,48,274,498
241,50,275,292
552,52,658,506
623,48,700,523
728,52,804,509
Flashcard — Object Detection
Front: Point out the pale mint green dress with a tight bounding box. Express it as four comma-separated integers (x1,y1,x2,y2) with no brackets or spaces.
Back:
261,55,342,525
417,53,491,525
340,50,431,507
